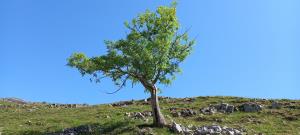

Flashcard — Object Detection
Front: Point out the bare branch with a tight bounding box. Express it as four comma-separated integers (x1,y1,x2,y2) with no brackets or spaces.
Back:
105,75,130,94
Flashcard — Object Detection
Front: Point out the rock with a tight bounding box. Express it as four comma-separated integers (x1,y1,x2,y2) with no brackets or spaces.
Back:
181,109,197,117
209,125,222,132
139,127,154,135
195,127,210,135
142,111,152,117
213,103,236,113
200,107,217,115
125,112,131,117
223,126,243,135
169,107,178,111
183,97,196,103
171,122,183,133
27,109,35,112
111,101,133,107
134,112,145,119
225,130,235,135
171,111,181,117
194,125,243,135
227,105,235,113
271,101,281,109
239,103,263,112
46,103,88,109
181,125,193,135
59,125,92,134
170,108,197,117
25,120,32,125
125,111,152,120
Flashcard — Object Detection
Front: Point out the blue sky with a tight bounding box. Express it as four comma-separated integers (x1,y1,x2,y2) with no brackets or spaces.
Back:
1,0,299,104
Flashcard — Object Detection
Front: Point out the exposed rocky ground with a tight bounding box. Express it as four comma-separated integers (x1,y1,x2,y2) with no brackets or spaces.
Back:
0,96,300,135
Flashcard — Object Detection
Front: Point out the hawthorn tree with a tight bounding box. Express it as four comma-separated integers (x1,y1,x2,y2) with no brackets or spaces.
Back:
67,3,194,127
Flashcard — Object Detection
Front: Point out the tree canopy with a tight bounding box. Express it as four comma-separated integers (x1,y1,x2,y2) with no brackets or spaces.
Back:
67,3,195,93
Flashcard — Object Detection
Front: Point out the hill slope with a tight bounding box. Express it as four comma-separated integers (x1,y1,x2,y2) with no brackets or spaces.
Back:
0,96,300,135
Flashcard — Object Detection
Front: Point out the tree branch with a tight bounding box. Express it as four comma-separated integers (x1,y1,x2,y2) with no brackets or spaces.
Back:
105,75,130,94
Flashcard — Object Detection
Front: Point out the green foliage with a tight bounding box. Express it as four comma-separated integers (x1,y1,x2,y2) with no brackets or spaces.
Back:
67,3,195,92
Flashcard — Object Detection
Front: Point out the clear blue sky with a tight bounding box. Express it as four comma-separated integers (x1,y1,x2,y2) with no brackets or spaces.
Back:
1,0,299,104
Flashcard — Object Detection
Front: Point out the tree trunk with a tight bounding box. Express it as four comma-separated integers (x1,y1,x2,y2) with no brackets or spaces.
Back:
150,85,167,127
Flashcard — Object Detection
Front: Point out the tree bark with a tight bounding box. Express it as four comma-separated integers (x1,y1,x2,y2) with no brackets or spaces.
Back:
150,85,167,127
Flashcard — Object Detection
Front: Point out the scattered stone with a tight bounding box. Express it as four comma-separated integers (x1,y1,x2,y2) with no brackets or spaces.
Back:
25,120,32,125
142,111,153,117
239,103,263,112
200,107,217,115
125,111,152,120
181,109,197,117
46,103,88,109
171,122,183,133
139,127,154,135
271,101,281,109
27,109,36,112
53,125,93,135
170,122,244,135
171,111,181,117
213,103,236,113
170,108,197,117
181,125,193,135
169,107,178,112
182,97,196,103
125,112,131,117
195,125,242,135
111,101,134,107
135,112,146,119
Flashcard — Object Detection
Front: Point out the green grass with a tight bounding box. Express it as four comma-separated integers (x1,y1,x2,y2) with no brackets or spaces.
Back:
0,96,300,135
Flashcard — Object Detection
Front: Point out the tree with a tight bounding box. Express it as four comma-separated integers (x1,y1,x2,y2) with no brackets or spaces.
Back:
67,2,195,127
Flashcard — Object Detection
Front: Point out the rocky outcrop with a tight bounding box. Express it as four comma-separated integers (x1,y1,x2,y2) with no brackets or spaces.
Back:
47,125,93,135
47,104,88,108
195,125,243,135
271,101,281,109
200,103,237,115
200,106,217,115
125,111,152,119
138,127,154,135
111,101,134,107
171,122,183,133
239,103,262,112
213,103,236,113
170,122,244,135
171,108,197,117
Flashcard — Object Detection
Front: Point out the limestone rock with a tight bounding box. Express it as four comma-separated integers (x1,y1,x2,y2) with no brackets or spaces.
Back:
271,101,281,109
200,107,217,115
213,103,236,113
138,127,154,135
239,103,263,112
171,122,183,133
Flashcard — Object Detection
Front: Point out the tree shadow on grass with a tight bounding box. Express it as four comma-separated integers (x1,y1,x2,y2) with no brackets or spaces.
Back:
137,123,155,129
17,120,137,135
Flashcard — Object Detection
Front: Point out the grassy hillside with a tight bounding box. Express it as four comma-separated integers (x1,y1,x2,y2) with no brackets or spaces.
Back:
0,96,299,135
